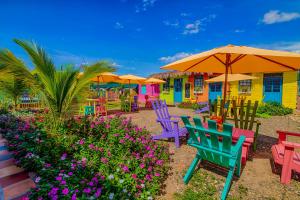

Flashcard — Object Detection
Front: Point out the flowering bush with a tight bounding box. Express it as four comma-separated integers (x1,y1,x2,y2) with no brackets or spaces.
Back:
0,113,170,199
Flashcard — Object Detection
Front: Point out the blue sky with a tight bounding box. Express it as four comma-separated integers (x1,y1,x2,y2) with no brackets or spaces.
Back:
0,0,300,76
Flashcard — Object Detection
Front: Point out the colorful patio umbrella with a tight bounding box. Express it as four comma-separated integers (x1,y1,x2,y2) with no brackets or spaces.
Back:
91,72,120,97
205,74,258,83
144,77,166,95
118,74,146,110
161,44,300,102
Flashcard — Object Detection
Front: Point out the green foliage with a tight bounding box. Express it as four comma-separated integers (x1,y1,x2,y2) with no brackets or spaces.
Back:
257,101,293,116
0,39,114,128
177,102,207,111
0,113,170,199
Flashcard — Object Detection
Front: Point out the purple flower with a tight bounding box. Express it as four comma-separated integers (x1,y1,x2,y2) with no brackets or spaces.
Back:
61,180,66,185
79,139,85,145
68,172,73,176
62,188,69,195
71,193,76,200
145,174,152,181
35,176,41,183
89,181,94,186
55,176,62,181
83,188,91,194
61,153,67,160
95,188,102,198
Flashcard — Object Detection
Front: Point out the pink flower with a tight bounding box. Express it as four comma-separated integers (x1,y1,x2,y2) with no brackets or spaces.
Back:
145,174,152,181
139,163,145,169
154,172,161,177
55,176,62,181
79,139,85,145
90,123,95,129
119,139,125,144
61,153,67,160
62,188,69,195
156,160,163,166
122,165,129,173
88,144,95,149
101,157,108,164
148,166,153,172
132,174,137,179
83,188,91,194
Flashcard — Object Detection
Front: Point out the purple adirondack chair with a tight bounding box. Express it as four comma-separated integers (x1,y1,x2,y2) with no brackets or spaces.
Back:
195,101,209,114
151,99,188,148
131,96,139,112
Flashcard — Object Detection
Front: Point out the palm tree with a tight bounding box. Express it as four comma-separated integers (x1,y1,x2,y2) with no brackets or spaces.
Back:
0,75,28,110
0,39,114,128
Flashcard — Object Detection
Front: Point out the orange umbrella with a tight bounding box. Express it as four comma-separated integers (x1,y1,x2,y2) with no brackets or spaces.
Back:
205,74,258,83
161,44,300,102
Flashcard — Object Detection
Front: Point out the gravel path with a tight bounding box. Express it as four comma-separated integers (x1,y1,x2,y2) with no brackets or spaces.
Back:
125,107,300,200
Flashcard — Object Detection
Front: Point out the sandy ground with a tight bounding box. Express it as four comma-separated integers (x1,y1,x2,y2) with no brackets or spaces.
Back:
125,107,300,200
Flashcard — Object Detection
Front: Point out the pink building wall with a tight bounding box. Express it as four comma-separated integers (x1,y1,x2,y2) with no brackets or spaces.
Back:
138,84,160,103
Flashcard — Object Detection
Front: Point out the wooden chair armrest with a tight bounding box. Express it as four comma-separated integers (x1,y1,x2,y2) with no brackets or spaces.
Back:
276,130,300,137
282,141,300,149
231,135,246,156
157,119,179,124
277,130,300,144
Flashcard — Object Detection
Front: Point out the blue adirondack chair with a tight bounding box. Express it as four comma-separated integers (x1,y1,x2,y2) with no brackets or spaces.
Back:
151,99,188,148
195,101,209,114
181,116,245,200
84,106,94,116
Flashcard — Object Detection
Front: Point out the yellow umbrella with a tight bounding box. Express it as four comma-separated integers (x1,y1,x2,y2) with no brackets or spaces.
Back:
117,74,146,110
144,77,166,84
161,44,300,101
144,78,166,95
205,74,258,83
91,72,120,83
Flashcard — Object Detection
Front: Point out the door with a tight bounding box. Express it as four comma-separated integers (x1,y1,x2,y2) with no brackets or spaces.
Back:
209,82,222,101
174,78,183,103
263,73,283,103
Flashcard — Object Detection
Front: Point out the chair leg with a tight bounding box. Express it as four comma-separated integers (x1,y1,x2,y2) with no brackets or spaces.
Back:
280,148,294,184
221,167,234,200
183,154,201,184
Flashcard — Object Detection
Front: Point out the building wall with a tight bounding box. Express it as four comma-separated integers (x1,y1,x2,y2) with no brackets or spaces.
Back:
159,78,174,105
282,71,297,109
230,73,264,103
138,84,160,103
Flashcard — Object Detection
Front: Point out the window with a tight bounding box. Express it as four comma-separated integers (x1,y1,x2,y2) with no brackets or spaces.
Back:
239,80,252,94
194,75,203,94
162,78,170,92
185,83,191,98
141,85,147,94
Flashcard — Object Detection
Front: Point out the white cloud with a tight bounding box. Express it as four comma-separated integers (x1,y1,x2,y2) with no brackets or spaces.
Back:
255,41,300,53
159,52,193,63
135,0,157,13
234,29,245,33
180,12,191,17
183,20,201,35
163,20,179,27
182,14,216,35
114,22,124,29
262,10,300,24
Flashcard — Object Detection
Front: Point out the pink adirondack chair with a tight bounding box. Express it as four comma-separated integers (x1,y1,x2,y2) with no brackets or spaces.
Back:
151,99,188,148
271,130,300,184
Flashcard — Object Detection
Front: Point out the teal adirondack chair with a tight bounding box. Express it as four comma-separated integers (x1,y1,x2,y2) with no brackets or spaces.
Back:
181,116,245,200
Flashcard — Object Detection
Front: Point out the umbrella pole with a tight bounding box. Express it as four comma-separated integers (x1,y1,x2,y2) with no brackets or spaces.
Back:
222,54,230,122
97,76,100,98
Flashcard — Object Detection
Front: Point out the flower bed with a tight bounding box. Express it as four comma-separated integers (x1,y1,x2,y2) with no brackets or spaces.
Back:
0,113,170,199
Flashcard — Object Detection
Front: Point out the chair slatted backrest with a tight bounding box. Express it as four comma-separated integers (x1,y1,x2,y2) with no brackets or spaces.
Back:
151,100,173,132
232,100,258,130
209,99,230,120
182,116,233,167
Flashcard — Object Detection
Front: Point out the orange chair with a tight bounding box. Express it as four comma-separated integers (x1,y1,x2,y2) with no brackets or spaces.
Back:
271,130,300,184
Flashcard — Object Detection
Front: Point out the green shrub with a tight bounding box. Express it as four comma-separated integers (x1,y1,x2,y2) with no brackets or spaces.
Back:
257,101,293,116
177,102,207,111
0,114,171,199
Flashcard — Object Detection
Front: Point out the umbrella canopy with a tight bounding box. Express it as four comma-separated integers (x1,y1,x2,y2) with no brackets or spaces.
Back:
117,74,146,84
161,44,300,102
162,44,300,73
144,77,166,84
91,72,120,83
205,74,258,83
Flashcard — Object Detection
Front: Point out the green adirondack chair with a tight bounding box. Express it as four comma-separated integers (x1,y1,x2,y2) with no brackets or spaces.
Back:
181,116,245,200
230,100,260,151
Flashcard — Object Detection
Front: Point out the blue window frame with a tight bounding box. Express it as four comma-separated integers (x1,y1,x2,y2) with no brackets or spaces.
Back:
141,85,147,94
163,78,170,92
194,75,203,94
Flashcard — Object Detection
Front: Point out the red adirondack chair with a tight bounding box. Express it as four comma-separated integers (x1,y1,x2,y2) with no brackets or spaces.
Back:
271,130,300,184
95,97,107,116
